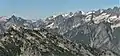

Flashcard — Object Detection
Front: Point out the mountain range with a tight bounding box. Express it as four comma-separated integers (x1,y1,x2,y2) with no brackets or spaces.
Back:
0,6,120,56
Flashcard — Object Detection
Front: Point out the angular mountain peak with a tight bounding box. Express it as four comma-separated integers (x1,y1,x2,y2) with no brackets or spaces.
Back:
7,15,26,24
7,15,19,23
11,15,16,18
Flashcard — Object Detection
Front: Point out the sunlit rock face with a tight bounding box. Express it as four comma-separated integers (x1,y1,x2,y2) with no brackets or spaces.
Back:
0,16,7,23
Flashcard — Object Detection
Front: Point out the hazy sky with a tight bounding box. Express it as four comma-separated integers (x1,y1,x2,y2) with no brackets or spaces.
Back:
0,0,119,20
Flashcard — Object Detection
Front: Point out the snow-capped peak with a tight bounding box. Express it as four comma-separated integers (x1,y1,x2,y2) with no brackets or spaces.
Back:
81,11,86,15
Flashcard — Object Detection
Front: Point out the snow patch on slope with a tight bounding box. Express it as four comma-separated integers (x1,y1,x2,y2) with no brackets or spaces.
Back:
93,13,110,24
62,13,73,18
111,23,120,28
72,23,80,28
46,23,54,28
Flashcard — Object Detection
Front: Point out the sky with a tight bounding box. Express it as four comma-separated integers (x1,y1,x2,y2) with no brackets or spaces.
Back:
0,0,119,20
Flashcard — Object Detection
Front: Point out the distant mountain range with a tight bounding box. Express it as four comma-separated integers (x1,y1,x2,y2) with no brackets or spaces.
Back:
0,6,120,56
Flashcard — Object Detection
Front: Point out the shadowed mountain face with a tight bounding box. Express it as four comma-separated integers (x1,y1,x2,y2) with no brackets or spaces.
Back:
7,15,27,24
6,15,33,27
113,27,120,39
